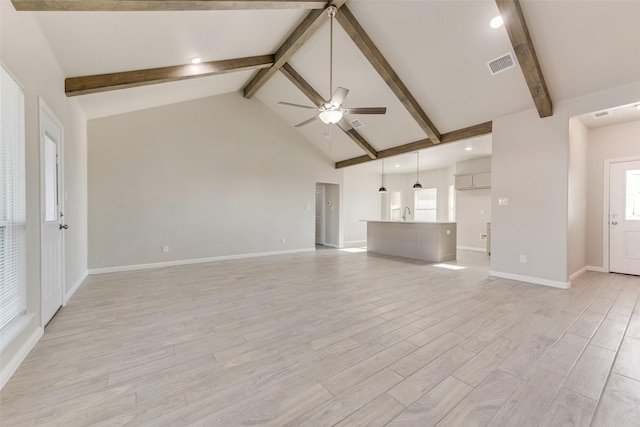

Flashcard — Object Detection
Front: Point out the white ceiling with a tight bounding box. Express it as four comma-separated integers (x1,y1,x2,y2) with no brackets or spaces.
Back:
25,0,640,164
577,103,640,130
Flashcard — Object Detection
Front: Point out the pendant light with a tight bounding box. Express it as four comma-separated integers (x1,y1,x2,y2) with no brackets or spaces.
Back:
379,160,387,193
413,151,422,190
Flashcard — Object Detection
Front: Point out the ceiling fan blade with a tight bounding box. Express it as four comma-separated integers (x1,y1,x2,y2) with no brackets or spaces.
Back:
337,118,353,131
278,102,318,110
342,107,387,115
294,115,319,127
330,87,349,108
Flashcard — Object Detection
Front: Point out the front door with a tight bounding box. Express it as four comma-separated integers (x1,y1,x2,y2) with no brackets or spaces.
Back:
40,100,65,326
610,160,640,275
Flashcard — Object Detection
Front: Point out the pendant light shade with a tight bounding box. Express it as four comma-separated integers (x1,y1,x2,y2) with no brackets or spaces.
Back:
379,160,387,193
413,151,422,190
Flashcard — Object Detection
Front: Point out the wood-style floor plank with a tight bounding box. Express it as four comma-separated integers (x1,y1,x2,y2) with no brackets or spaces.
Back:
563,344,615,401
1,250,639,426
592,373,640,426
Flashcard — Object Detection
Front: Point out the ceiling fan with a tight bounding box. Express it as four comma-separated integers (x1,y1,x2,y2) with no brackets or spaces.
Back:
278,5,386,130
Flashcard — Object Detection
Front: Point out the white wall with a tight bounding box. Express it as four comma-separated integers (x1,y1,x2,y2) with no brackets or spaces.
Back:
586,120,640,269
1,2,88,387
88,92,341,269
491,81,640,288
342,169,381,244
568,118,588,278
455,157,491,251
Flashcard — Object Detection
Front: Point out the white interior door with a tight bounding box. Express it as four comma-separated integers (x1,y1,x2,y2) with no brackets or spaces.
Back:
315,185,325,245
40,100,65,326
610,160,640,275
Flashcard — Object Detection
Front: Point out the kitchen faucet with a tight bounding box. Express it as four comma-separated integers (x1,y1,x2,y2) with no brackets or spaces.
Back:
402,207,411,221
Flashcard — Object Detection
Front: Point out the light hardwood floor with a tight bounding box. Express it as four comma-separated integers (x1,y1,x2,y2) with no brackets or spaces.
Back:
2,249,639,426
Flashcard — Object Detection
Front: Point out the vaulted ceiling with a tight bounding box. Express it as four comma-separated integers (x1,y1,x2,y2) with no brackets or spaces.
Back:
12,0,640,168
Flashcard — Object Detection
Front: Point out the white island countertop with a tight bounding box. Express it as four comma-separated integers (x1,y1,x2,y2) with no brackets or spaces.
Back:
361,220,456,224
363,220,457,262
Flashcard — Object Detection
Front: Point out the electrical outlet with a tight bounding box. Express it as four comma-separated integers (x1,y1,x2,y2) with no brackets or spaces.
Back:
520,255,527,263
162,245,169,253
480,233,487,240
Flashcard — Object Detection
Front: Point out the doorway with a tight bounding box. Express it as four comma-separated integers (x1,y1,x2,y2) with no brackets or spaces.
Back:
315,184,325,245
609,159,640,275
40,99,65,326
315,182,340,247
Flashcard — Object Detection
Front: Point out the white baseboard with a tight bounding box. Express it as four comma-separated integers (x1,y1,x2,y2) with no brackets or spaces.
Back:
489,270,570,289
322,243,341,248
64,270,87,305
457,246,487,252
344,240,366,246
569,266,588,282
1,325,43,390
88,248,317,275
587,266,606,273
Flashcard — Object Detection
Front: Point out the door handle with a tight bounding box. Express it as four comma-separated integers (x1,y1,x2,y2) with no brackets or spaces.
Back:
59,224,69,230
611,221,618,225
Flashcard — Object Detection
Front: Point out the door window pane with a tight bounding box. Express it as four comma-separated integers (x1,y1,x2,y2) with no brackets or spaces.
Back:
44,135,57,222
627,169,640,220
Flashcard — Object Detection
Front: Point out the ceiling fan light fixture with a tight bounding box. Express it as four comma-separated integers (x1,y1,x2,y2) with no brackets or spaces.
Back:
490,15,503,29
319,110,343,124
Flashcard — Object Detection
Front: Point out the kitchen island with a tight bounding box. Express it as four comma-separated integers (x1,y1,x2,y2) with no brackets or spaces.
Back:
364,220,457,262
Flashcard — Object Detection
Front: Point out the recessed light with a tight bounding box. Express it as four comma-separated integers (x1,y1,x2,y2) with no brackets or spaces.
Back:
395,164,400,168
465,146,473,151
490,15,503,29
190,57,202,64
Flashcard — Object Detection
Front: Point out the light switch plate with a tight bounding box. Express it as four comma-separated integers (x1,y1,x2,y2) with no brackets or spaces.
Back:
498,197,509,206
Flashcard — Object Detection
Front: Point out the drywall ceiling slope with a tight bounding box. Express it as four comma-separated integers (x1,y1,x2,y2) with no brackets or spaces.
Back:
32,8,308,119
346,0,533,133
520,1,640,103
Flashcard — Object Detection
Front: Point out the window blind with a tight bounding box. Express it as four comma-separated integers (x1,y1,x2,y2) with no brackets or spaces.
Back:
0,65,27,331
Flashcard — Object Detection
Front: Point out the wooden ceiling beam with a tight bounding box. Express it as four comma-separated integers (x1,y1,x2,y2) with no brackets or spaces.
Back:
280,63,378,159
11,0,327,11
335,5,442,143
335,121,492,169
65,55,273,97
243,0,346,99
495,0,552,118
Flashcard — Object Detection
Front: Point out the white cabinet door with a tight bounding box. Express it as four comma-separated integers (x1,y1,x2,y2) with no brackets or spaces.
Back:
474,172,491,189
455,174,473,190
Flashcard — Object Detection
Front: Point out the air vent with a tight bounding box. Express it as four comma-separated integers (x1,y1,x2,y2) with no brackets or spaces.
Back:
593,110,612,118
350,119,364,129
487,52,516,75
